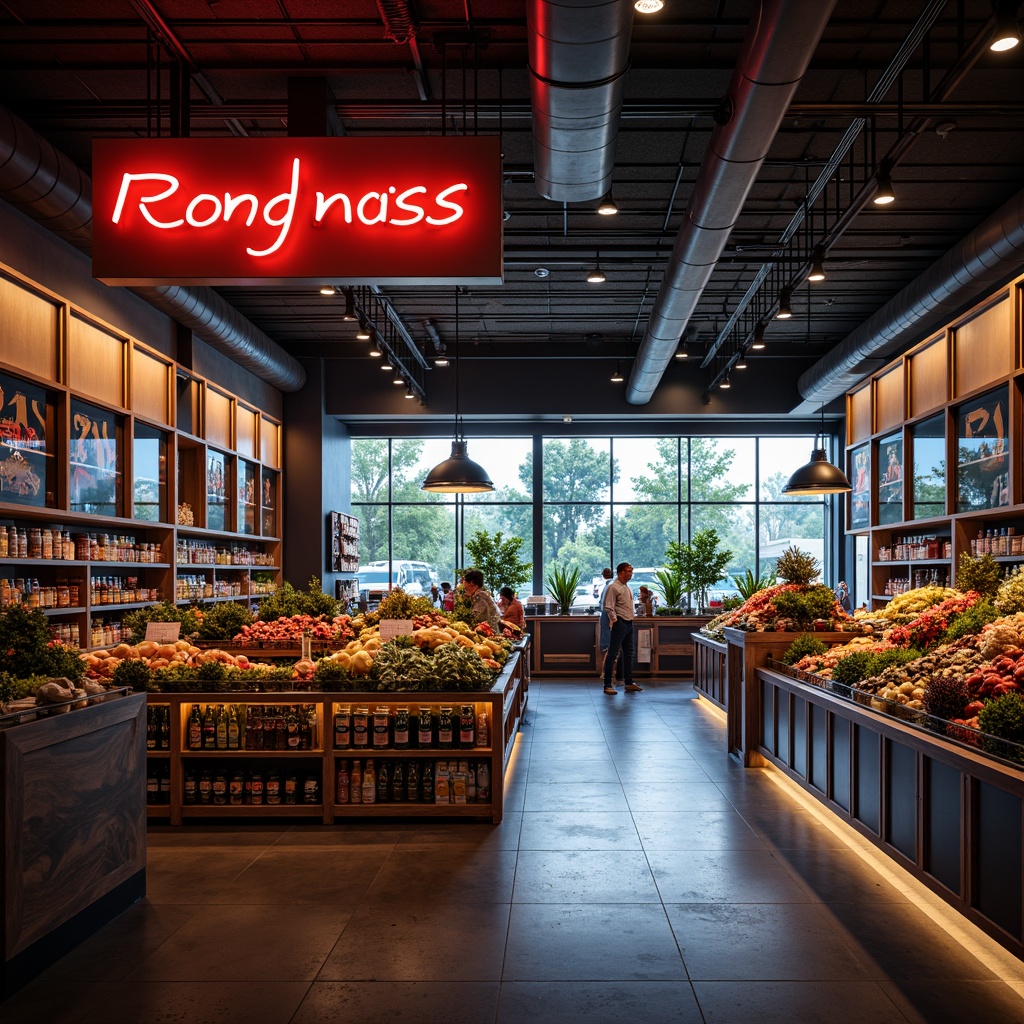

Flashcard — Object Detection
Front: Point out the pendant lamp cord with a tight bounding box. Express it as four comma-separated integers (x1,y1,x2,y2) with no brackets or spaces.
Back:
454,288,461,441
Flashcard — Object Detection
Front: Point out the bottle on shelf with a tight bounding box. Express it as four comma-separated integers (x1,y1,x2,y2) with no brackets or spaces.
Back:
336,760,350,804
362,760,376,804
350,760,362,804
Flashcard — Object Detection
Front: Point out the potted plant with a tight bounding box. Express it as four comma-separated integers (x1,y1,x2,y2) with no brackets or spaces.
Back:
545,564,583,615
732,567,778,602
666,528,733,614
653,568,686,614
464,529,533,593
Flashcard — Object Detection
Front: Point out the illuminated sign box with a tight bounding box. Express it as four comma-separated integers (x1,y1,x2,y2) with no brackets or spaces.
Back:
92,137,503,286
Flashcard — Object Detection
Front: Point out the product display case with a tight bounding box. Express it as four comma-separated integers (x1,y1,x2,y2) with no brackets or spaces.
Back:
144,648,528,825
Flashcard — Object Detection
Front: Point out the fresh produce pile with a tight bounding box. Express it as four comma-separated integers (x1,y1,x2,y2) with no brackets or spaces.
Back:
231,614,355,646
702,582,861,639
872,585,961,622
313,619,510,691
82,639,269,679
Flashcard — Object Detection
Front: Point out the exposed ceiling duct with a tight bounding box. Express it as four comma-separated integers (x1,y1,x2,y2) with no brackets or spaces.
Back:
0,103,306,393
626,0,837,405
526,0,633,202
796,184,1024,411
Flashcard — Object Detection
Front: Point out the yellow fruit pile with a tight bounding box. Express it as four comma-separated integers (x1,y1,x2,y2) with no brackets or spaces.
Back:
82,639,257,678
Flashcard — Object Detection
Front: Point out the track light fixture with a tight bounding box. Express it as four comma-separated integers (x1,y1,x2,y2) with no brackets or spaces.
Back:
597,192,618,216
783,406,853,495
380,354,394,371
719,372,731,389
587,264,607,284
340,287,357,321
356,320,371,341
674,342,689,360
751,321,766,350
404,386,416,399
807,246,826,282
434,353,450,368
776,286,793,319
319,284,335,296
610,362,624,382
735,352,748,370
368,331,382,357
634,0,665,11
873,162,896,205
392,373,405,385
991,0,1021,50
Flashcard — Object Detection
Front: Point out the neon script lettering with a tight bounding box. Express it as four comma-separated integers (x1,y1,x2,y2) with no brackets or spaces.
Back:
110,159,468,258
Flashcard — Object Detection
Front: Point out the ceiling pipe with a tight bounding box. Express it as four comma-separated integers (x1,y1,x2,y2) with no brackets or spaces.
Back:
795,184,1024,411
0,102,306,393
626,0,837,405
526,0,633,202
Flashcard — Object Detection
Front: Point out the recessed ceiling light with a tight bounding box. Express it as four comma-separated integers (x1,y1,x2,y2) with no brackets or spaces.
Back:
535,267,550,278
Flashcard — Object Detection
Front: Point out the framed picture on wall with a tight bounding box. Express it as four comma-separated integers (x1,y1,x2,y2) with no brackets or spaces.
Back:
0,371,55,508
956,386,1009,512
70,398,123,517
848,444,870,531
329,511,343,572
877,432,903,525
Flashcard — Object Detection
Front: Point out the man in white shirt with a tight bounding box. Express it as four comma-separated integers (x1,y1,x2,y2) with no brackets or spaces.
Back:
602,562,642,695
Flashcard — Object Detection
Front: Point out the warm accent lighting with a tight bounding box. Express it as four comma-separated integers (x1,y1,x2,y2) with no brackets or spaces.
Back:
751,321,766,349
368,331,382,357
783,408,853,495
319,284,335,295
356,320,371,340
634,0,665,11
719,372,731,389
610,362,624,382
587,265,607,284
991,1,1021,49
873,163,896,205
674,342,689,360
597,192,619,215
776,287,793,319
392,374,405,385
380,355,394,371
434,353,450,367
735,352,748,370
340,287,357,320
404,386,416,399
422,290,494,494
807,246,826,282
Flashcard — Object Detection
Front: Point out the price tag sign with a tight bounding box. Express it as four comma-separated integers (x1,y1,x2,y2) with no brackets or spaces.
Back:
145,621,182,643
379,618,414,641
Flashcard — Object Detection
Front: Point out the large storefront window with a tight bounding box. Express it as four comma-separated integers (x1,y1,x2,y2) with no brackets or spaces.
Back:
350,433,832,593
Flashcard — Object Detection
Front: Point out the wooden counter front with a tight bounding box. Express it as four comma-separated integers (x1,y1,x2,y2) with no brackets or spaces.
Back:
2,691,147,996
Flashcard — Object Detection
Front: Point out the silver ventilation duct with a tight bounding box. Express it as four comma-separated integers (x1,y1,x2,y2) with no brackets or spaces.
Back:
0,103,306,393
796,185,1024,410
626,0,836,405
527,0,633,202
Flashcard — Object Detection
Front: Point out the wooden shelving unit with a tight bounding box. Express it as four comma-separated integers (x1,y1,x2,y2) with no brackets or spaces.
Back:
145,648,529,825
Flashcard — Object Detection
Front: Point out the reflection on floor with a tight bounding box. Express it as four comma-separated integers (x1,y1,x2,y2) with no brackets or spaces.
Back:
5,679,1024,1023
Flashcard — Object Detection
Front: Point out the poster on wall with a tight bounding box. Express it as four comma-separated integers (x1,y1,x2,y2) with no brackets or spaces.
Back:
207,450,228,531
329,512,343,572
849,445,870,531
70,399,122,516
0,371,53,508
877,433,903,525
957,387,1009,513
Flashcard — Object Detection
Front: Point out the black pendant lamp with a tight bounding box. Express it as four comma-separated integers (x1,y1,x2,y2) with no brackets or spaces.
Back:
783,407,853,496
422,291,494,494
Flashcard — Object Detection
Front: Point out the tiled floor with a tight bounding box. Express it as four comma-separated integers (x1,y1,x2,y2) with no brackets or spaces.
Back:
6,679,1024,1023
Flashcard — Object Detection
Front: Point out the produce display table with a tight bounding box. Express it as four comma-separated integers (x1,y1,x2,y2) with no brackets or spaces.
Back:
2,691,147,997
757,661,1024,961
146,648,527,825
693,632,727,710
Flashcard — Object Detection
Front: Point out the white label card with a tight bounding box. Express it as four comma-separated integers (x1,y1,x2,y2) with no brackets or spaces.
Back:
145,621,182,642
379,618,414,641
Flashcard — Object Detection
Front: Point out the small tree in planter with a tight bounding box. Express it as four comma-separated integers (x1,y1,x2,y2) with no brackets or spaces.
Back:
667,529,733,613
653,568,686,614
464,530,533,594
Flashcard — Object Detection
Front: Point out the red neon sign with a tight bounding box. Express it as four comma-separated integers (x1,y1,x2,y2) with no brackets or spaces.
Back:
91,137,504,286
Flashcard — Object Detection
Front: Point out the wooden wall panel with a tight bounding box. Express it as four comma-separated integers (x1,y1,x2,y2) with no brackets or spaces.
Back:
954,295,1014,398
0,274,59,382
908,335,948,418
848,385,872,444
874,365,905,434
206,388,232,448
132,347,170,425
68,315,125,407
236,404,257,458
261,417,280,468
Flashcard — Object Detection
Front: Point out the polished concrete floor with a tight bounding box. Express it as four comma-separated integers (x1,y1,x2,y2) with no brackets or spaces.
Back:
6,679,1024,1023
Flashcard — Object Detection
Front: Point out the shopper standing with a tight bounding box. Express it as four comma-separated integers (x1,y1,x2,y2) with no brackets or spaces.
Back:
835,580,852,614
440,581,454,611
463,569,502,633
603,562,641,695
596,567,622,686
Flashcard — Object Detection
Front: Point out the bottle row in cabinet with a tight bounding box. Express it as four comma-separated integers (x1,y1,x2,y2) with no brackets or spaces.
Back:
142,666,526,824
159,701,493,754
147,757,492,808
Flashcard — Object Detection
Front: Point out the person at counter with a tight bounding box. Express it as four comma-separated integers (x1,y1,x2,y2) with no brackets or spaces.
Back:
441,581,454,611
463,569,502,632
498,586,525,629
603,562,642,695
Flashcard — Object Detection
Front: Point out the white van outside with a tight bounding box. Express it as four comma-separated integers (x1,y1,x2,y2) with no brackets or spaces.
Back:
356,560,437,602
